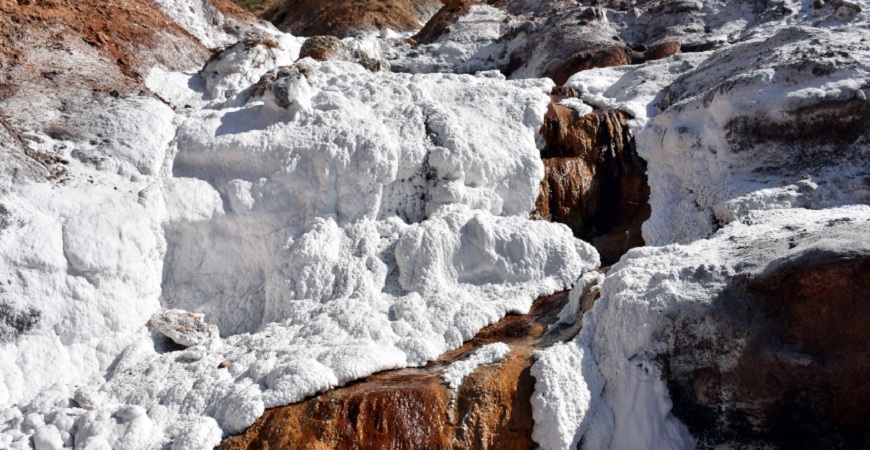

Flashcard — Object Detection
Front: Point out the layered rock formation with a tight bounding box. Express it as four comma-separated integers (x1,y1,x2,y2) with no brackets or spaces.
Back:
534,101,649,265
258,0,441,38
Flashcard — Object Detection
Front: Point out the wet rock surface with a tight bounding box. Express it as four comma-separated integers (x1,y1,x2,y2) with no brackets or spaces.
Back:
534,100,650,265
218,288,596,450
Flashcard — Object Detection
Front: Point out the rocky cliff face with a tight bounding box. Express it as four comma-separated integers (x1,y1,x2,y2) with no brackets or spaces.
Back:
534,102,649,265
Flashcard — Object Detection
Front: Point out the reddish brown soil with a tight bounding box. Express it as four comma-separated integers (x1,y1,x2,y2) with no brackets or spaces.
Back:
0,0,209,81
260,0,441,38
212,0,259,22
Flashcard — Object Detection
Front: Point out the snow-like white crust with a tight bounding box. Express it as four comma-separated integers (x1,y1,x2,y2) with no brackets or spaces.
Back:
442,342,510,389
387,5,517,74
4,0,869,448
639,26,870,245
527,4,870,450
0,48,598,450
201,33,304,102
564,53,711,131
532,206,870,450
147,0,243,49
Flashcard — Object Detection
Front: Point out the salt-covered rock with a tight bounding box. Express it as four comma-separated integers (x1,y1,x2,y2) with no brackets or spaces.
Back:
202,31,303,101
299,35,391,71
531,206,870,449
148,0,250,49
640,26,870,246
832,0,862,21
148,310,220,347
442,342,510,389
219,290,580,450
262,66,314,114
0,48,597,449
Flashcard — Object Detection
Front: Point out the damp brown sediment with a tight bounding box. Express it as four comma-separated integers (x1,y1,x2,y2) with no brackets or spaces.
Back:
534,99,650,265
219,284,604,450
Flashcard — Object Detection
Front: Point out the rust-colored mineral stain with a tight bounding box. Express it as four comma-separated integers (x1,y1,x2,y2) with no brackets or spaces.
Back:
534,103,650,264
219,291,587,450
0,0,211,81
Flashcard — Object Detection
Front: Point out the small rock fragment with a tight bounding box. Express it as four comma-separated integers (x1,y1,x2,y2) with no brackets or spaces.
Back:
148,309,219,348
832,0,861,21
73,386,101,410
264,67,314,114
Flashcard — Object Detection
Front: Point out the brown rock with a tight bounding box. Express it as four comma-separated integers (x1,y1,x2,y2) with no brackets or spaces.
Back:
219,292,584,450
298,36,390,71
262,0,442,38
668,235,870,448
539,42,679,85
299,35,352,62
644,42,681,61
542,46,632,87
533,101,650,265
414,0,474,45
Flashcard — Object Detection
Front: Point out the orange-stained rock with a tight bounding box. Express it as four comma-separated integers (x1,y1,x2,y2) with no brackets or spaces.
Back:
534,101,650,265
299,35,351,61
218,291,591,450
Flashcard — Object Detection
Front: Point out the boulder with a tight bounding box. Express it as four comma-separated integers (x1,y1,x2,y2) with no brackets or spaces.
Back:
299,35,390,71
667,220,870,448
832,0,862,21
548,208,870,449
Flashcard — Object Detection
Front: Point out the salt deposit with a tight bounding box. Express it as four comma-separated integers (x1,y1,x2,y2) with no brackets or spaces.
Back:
442,342,510,389
3,0,869,449
0,27,598,450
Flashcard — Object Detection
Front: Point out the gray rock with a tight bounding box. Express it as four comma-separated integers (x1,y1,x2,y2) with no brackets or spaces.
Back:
148,309,219,348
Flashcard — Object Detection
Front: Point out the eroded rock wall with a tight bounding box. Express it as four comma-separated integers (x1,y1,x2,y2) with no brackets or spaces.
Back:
534,102,650,265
